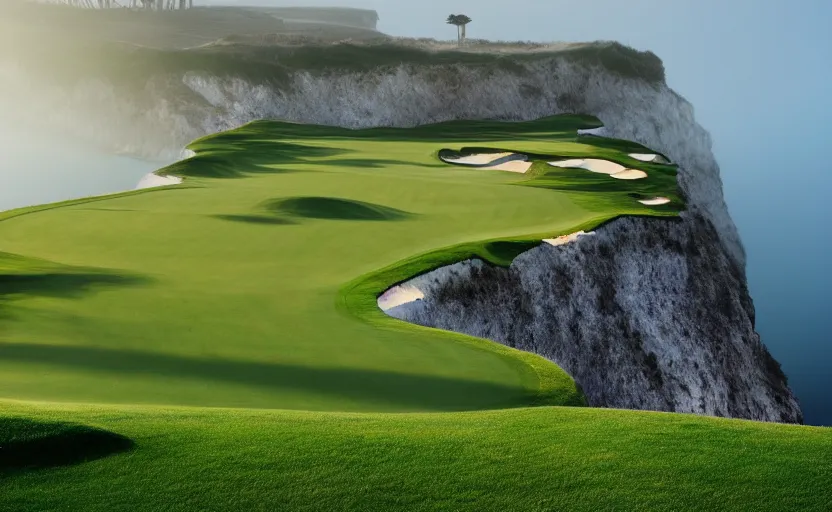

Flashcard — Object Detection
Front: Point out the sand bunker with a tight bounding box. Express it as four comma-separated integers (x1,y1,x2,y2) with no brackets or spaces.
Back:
578,127,606,136
377,284,425,312
441,152,515,165
136,173,182,190
441,152,532,173
629,153,671,164
549,158,647,180
549,159,620,174
543,230,595,247
480,160,533,173
638,197,671,206
611,169,648,180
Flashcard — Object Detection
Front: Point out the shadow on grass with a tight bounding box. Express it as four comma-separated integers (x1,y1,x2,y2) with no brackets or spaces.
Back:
176,116,672,179
314,158,446,169
212,214,298,225
483,241,542,263
228,115,602,144
0,272,152,300
0,417,134,474
176,138,443,180
522,168,676,196
0,343,531,411
263,196,415,221
162,140,350,179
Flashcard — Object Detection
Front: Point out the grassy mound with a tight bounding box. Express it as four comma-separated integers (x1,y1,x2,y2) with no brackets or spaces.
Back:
264,196,414,221
0,416,132,474
0,252,150,302
1,403,830,511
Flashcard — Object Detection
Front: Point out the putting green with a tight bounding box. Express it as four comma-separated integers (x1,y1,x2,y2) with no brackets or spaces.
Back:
0,115,680,412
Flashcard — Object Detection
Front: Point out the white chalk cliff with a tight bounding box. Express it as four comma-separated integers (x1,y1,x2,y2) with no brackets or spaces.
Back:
0,42,801,422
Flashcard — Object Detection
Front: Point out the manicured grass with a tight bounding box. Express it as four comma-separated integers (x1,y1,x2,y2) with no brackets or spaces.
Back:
0,401,829,511
5,115,825,511
0,114,677,413
0,415,133,474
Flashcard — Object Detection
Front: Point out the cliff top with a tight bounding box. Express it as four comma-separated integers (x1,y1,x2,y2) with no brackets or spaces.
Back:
2,1,665,85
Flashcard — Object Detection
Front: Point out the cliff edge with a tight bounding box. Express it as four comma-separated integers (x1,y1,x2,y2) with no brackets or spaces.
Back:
0,23,802,422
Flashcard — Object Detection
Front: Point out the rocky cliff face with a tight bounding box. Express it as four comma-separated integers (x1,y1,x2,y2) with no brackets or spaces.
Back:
0,41,802,422
386,215,801,422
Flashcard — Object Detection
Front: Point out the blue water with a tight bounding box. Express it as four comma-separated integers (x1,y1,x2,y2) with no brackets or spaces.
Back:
0,128,158,213
721,123,831,426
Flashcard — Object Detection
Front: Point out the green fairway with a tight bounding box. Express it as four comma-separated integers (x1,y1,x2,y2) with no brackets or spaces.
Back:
3,114,829,510
0,115,679,413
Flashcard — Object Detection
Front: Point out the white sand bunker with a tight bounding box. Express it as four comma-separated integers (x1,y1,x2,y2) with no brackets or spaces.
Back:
578,127,606,136
549,159,648,180
611,169,648,180
441,152,532,174
377,284,425,312
136,173,183,190
543,230,596,247
638,197,671,206
441,152,514,165
482,160,533,173
549,158,623,174
629,153,671,164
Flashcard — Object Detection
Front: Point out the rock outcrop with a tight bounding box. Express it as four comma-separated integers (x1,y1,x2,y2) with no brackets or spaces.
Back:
385,215,801,422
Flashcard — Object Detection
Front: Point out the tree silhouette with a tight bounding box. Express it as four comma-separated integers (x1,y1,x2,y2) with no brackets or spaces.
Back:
446,14,472,46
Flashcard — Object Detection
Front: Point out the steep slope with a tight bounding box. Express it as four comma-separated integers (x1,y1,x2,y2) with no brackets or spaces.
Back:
386,215,799,422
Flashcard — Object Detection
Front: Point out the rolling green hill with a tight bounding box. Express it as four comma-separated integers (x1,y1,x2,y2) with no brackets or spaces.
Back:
1,115,829,511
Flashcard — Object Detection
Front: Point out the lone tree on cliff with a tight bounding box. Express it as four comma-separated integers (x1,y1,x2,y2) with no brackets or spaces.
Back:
446,14,472,46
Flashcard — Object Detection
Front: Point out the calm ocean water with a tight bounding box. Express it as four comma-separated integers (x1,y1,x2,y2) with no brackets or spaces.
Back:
721,125,831,426
0,129,159,213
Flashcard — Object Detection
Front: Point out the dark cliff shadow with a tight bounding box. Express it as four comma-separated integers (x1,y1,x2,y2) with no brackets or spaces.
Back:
0,343,528,411
0,417,134,475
